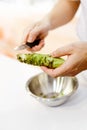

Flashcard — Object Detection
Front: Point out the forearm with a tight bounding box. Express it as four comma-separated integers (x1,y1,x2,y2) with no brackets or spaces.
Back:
45,0,80,30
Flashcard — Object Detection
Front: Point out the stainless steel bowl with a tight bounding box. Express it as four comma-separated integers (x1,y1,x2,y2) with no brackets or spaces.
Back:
26,73,78,107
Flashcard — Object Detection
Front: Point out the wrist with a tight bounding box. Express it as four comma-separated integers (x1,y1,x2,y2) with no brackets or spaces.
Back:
41,16,52,32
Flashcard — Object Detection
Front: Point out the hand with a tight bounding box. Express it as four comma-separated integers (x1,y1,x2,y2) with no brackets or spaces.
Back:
41,42,87,77
22,18,51,52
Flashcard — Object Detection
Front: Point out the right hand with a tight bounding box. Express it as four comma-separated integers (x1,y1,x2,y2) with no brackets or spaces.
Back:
22,19,51,52
41,42,87,77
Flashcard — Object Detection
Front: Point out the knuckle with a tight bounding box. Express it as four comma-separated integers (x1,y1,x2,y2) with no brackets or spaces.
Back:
31,29,39,36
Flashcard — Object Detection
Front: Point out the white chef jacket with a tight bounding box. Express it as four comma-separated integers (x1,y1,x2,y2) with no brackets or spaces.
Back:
77,0,87,41
77,0,87,79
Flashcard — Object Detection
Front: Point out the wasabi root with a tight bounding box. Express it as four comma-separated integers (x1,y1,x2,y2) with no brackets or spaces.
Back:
17,53,65,69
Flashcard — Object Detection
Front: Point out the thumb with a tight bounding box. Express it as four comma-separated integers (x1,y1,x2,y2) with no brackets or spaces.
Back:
51,45,72,58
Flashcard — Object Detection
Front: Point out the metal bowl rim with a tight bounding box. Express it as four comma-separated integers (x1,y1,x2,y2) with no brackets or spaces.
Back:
25,73,78,101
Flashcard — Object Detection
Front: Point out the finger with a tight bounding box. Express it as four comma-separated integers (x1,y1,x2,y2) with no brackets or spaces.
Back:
53,55,79,76
27,27,41,43
41,66,78,77
41,55,77,77
32,40,45,51
57,68,79,77
26,40,45,52
51,44,73,58
41,66,55,77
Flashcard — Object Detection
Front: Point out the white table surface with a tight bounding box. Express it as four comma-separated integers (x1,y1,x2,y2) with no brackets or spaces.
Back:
0,54,87,130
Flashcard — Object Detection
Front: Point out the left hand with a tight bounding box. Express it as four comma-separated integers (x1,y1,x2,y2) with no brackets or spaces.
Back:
41,42,87,78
